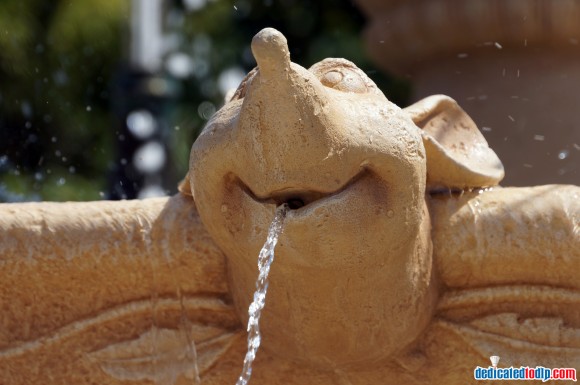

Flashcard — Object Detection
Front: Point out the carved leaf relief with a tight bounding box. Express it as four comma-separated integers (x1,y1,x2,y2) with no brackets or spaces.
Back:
88,326,238,385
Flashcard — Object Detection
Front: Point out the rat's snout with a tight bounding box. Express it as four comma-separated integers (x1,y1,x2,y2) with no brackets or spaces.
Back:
236,29,343,196
249,28,292,84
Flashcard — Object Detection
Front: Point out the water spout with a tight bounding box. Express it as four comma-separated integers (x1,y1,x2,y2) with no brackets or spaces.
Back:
235,204,289,385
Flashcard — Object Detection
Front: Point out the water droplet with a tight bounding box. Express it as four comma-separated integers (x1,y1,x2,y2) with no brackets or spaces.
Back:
558,150,569,160
56,177,66,186
387,210,394,218
86,105,92,112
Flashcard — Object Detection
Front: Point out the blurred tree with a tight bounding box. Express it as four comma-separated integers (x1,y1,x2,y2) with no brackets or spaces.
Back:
0,0,127,201
0,0,408,202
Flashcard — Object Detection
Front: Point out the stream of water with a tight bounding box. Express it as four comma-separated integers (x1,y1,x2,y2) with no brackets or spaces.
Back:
235,204,289,385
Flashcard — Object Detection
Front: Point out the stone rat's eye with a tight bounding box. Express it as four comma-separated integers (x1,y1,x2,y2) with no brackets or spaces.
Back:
320,71,343,87
309,58,380,95
320,69,368,93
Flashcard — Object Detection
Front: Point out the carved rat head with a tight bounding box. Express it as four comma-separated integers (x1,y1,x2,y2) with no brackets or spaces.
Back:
184,28,503,369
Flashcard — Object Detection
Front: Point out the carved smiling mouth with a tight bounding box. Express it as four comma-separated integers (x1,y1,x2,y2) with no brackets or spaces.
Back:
237,168,368,212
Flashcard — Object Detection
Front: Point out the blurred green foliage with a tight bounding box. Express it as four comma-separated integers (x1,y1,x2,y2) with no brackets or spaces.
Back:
0,0,127,201
0,0,409,202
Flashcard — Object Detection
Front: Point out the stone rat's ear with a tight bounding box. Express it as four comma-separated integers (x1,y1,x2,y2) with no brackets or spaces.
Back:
178,172,192,196
404,95,504,192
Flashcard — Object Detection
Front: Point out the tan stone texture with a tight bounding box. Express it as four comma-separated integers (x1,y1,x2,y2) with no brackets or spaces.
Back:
1,28,579,384
0,196,242,384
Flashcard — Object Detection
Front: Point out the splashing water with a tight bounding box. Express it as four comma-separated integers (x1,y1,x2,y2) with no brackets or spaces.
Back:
235,204,289,385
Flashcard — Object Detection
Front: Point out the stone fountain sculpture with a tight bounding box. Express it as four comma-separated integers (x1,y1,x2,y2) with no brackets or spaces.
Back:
1,28,578,385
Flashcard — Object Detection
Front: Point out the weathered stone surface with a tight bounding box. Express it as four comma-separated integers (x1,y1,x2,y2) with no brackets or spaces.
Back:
1,28,579,384
0,196,242,385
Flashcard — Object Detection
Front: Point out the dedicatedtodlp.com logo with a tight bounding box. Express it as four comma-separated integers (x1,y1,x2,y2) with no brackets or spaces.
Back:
474,356,577,382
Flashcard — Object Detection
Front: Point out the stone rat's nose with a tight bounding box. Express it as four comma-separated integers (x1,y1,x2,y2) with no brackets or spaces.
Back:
251,28,290,80
237,28,348,196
